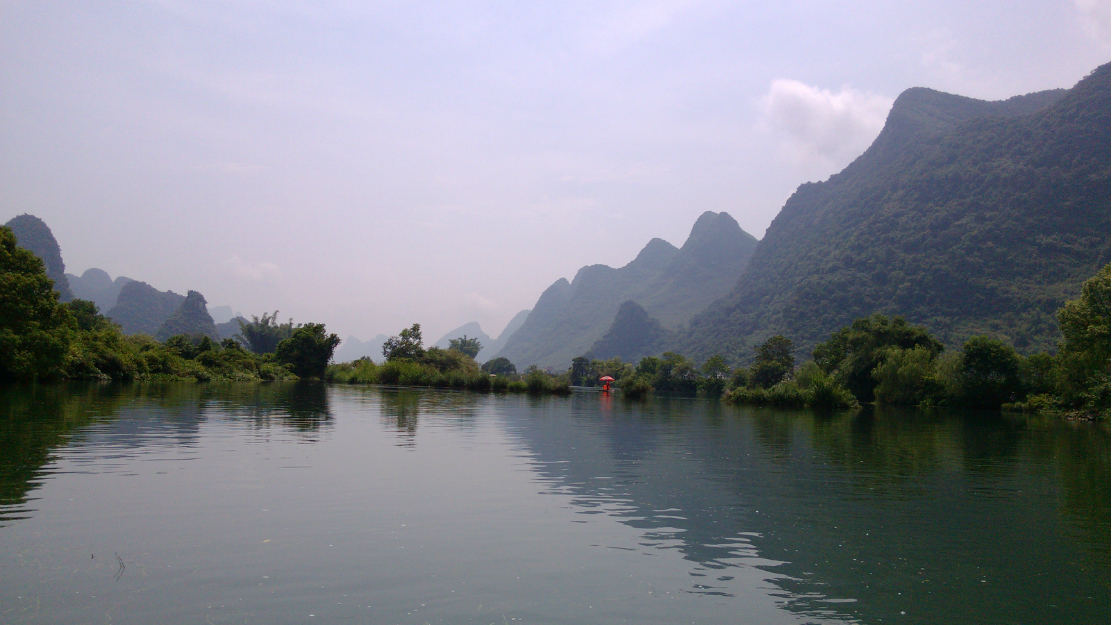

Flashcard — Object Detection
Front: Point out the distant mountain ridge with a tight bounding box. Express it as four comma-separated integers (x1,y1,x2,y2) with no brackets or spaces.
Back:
106,281,187,335
680,64,1111,363
432,309,531,362
497,211,758,369
67,268,135,313
155,290,220,341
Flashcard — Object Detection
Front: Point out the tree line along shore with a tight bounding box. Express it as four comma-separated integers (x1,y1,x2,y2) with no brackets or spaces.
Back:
3,225,1107,417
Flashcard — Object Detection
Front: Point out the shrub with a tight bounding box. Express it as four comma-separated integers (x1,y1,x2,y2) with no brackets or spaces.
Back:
958,336,1022,408
871,345,940,406
621,376,653,399
808,375,860,409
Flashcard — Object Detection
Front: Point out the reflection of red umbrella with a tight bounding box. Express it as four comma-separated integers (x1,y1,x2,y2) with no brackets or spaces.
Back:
599,375,614,391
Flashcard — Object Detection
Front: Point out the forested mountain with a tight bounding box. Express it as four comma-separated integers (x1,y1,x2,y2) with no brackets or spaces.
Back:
66,268,135,312
4,214,74,301
589,301,670,363
107,281,186,335
497,211,758,369
155,290,220,341
681,64,1110,363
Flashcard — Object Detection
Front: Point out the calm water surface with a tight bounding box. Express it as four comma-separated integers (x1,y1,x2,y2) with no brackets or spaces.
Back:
0,383,1107,624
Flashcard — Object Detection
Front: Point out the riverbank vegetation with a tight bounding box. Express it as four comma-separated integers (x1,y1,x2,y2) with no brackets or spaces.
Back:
722,265,1109,419
1,226,338,382
561,264,1108,418
325,323,571,395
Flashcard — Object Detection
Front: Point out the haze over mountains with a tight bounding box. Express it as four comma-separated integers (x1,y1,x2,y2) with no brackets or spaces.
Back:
494,211,758,369
5,64,1107,372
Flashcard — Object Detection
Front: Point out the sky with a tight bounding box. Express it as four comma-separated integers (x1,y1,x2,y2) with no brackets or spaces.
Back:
1,1,1109,343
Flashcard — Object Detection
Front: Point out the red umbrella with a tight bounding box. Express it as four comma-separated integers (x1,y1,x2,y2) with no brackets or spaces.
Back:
599,376,615,382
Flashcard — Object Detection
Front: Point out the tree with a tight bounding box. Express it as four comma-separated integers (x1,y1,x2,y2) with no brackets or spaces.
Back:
750,335,794,389
276,323,341,378
0,226,73,380
871,345,940,406
569,356,590,385
236,311,296,354
1054,264,1110,412
482,356,516,376
958,336,1022,408
701,355,729,380
65,299,112,332
813,315,943,401
448,335,482,358
382,323,425,361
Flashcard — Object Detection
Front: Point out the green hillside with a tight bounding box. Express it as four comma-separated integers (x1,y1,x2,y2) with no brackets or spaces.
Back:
589,300,670,363
155,290,220,341
107,281,186,335
681,64,1110,363
497,211,758,369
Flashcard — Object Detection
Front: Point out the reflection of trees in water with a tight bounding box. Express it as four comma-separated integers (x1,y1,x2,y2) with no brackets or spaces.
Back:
0,383,129,522
0,382,336,524
378,388,482,447
225,382,333,439
506,397,1110,624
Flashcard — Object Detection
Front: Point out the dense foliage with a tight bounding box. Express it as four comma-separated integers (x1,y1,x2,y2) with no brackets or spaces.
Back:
327,323,569,395
382,324,426,361
805,265,1110,418
0,227,350,383
235,311,296,354
0,227,73,380
275,324,341,378
812,315,944,402
448,335,482,358
683,64,1110,363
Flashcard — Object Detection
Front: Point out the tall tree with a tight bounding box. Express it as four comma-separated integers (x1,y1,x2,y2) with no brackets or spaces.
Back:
448,335,482,358
235,311,296,354
0,226,73,380
275,323,341,378
383,324,425,361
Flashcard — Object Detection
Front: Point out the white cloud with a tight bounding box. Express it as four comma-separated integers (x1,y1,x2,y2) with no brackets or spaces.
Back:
224,255,281,282
465,292,499,313
760,79,893,172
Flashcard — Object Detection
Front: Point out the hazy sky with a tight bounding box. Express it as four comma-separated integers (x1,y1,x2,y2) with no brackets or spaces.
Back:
2,1,1108,342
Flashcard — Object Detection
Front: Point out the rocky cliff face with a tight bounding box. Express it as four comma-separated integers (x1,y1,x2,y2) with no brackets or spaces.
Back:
4,214,74,302
155,290,220,341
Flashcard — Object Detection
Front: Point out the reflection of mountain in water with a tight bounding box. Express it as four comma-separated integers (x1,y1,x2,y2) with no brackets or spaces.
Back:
499,395,1109,625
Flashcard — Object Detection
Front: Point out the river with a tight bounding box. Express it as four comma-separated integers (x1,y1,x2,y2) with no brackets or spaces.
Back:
1,383,1107,624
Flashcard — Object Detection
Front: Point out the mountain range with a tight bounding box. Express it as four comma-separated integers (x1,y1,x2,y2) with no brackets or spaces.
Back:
495,211,758,369
678,63,1110,363
432,309,531,362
